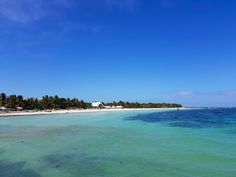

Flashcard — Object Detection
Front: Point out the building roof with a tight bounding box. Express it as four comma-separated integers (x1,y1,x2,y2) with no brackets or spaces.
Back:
92,102,103,107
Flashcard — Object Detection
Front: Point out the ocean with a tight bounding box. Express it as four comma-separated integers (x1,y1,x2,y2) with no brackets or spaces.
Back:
0,108,236,177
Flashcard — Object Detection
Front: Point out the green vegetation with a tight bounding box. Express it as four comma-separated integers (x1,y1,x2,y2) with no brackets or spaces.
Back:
0,92,182,111
0,93,90,111
105,101,182,108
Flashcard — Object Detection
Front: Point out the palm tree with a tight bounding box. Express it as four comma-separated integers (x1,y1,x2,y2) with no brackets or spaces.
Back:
6,95,18,110
0,93,7,106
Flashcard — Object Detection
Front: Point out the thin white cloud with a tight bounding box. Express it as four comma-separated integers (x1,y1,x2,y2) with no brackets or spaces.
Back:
0,0,137,23
222,90,236,96
168,90,236,107
0,0,41,23
0,0,76,23
173,91,194,96
58,22,104,34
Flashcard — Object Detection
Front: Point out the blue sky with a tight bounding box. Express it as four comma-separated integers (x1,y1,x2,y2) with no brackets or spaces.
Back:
0,0,236,107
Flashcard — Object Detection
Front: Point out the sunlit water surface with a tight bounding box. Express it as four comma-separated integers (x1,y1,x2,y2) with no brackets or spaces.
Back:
0,108,236,177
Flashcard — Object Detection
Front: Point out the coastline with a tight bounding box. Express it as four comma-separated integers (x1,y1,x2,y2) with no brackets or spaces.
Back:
0,108,188,118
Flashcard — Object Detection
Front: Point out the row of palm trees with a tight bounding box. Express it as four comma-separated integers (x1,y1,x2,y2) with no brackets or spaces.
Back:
105,101,182,108
0,93,90,111
0,93,182,111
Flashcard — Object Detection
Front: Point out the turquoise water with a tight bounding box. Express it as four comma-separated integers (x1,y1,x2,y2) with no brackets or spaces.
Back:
0,109,236,177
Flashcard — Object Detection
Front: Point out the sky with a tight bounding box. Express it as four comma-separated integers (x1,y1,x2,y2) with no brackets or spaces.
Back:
0,0,236,107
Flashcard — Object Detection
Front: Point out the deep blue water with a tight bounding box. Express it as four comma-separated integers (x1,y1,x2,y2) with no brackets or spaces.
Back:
126,108,236,129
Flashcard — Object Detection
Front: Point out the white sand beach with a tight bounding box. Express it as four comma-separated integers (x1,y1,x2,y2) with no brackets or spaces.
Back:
0,108,187,117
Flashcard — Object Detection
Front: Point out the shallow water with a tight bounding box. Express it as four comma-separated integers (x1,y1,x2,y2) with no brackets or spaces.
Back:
0,109,236,177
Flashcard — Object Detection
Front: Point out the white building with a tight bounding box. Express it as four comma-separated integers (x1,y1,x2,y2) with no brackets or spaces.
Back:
0,107,8,112
109,106,124,109
91,102,104,108
17,107,23,111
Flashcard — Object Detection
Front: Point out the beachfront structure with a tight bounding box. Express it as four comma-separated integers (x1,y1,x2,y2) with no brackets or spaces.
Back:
0,107,8,112
104,105,123,109
91,102,104,108
17,107,23,111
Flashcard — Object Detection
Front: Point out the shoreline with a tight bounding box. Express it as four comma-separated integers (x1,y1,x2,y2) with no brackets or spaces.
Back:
0,108,188,118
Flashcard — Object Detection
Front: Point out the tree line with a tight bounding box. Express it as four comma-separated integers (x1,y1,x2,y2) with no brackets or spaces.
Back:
105,101,182,108
0,92,182,111
0,93,90,111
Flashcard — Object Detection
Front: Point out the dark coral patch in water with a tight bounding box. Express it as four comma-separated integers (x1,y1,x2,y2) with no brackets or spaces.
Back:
229,129,236,134
126,108,236,129
0,160,41,177
0,148,5,154
42,153,107,176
